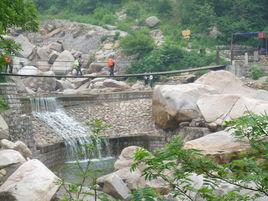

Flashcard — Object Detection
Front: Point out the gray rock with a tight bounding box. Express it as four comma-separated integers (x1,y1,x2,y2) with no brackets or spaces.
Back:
0,149,26,169
48,51,59,64
14,141,32,159
114,146,141,170
67,77,89,89
103,79,130,89
48,42,63,52
51,50,74,75
14,35,35,58
102,174,130,200
145,16,160,28
37,46,50,60
0,116,9,140
89,62,106,73
36,61,51,72
0,139,15,149
152,84,216,129
184,130,251,163
0,159,60,201
18,66,40,76
23,71,56,92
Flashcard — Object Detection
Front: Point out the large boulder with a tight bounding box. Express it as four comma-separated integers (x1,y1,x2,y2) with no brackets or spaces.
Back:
36,61,51,72
56,79,74,90
0,159,60,201
195,70,268,101
103,79,130,89
51,50,74,75
36,46,50,60
184,130,251,163
14,35,35,58
0,149,26,169
197,94,268,125
98,167,145,191
114,146,141,170
152,84,216,129
0,139,15,149
18,66,40,76
48,42,63,53
89,62,106,73
145,16,160,28
101,174,130,200
13,141,32,159
0,115,9,140
23,71,56,92
67,77,89,89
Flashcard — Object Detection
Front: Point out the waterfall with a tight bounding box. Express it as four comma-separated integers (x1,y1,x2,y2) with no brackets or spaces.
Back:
31,97,93,161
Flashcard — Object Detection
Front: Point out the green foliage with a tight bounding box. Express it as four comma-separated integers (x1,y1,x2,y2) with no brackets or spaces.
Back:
113,31,120,41
0,0,38,72
178,0,268,41
127,42,216,73
249,65,265,80
0,98,8,112
100,35,108,43
132,113,268,200
131,187,160,201
120,29,155,58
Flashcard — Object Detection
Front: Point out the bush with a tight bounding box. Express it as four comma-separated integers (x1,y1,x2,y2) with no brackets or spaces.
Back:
250,64,265,80
120,29,155,58
0,98,8,111
113,31,120,41
127,42,216,73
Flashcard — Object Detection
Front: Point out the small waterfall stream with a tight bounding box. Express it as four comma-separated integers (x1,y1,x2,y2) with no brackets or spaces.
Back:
31,97,100,161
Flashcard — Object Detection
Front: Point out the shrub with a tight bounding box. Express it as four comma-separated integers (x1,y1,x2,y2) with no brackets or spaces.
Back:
113,31,120,41
0,98,8,111
127,42,216,73
100,35,108,42
250,64,265,80
120,29,155,58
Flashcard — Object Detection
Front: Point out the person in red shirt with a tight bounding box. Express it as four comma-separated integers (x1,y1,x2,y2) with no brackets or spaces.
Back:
107,56,115,76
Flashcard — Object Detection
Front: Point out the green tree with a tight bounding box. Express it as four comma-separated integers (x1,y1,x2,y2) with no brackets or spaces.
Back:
131,113,268,200
120,29,155,58
0,0,38,70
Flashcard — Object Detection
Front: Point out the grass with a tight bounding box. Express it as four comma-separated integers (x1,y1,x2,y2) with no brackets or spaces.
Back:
0,98,9,112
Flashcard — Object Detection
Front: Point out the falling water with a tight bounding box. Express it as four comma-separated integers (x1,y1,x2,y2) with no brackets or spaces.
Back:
31,97,93,161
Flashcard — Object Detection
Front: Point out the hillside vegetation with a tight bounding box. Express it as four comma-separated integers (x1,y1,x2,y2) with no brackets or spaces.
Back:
33,0,268,72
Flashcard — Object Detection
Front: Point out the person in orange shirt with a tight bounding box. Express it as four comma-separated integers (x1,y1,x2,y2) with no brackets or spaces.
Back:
4,55,13,73
107,55,115,76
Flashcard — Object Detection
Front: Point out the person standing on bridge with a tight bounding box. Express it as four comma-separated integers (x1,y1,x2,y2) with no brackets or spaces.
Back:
4,54,13,74
73,55,82,76
107,55,115,76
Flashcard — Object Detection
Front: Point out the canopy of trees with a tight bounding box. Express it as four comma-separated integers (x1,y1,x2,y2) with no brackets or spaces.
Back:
0,0,38,72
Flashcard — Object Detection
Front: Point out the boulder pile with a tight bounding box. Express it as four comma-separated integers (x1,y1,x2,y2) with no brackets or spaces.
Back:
8,19,145,94
153,70,268,129
0,139,60,201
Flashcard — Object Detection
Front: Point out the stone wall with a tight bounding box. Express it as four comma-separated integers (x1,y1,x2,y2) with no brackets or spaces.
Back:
108,135,166,156
0,83,35,150
34,142,66,168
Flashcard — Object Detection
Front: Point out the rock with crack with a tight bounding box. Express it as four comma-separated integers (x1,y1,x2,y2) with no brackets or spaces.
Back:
0,159,60,201
184,130,251,163
197,94,268,125
152,83,217,129
195,70,268,101
101,174,130,200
